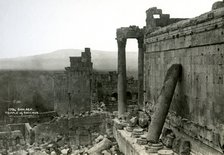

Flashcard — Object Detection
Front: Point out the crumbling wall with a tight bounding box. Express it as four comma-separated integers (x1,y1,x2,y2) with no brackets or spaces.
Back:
145,7,186,32
144,7,224,154
54,48,93,115
0,71,55,121
0,130,24,151
92,71,138,112
35,112,111,146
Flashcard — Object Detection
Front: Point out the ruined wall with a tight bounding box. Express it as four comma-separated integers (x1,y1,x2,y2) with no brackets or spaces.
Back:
54,48,93,115
92,71,138,112
0,71,55,121
144,7,224,153
0,125,24,151
35,112,112,146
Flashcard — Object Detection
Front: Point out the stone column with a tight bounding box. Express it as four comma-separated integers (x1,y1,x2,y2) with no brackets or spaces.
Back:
137,37,144,109
117,38,127,117
147,64,182,143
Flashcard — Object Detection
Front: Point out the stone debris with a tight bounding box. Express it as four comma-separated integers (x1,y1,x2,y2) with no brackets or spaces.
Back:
131,128,144,138
94,135,104,143
146,142,164,153
179,140,191,155
158,149,174,155
138,111,150,128
129,117,138,127
87,138,112,155
161,128,175,148
125,126,133,132
101,150,112,155
136,134,148,145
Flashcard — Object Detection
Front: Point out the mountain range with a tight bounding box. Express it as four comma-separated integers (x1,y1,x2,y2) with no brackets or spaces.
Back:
0,49,138,76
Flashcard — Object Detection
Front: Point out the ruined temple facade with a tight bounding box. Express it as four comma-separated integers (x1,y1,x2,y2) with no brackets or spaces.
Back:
116,2,224,154
54,48,138,114
54,48,93,115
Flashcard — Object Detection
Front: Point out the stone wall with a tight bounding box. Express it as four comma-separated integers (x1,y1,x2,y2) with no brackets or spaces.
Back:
0,125,25,151
92,71,138,112
0,71,55,121
34,112,112,146
144,6,224,153
54,48,93,115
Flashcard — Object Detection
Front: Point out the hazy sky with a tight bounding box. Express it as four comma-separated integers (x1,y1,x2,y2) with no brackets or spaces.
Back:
0,0,218,58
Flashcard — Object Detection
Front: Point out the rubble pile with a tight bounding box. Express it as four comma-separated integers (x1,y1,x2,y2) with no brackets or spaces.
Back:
4,134,123,155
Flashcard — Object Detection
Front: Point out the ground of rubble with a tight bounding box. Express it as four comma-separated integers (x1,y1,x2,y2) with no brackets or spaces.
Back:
2,134,123,155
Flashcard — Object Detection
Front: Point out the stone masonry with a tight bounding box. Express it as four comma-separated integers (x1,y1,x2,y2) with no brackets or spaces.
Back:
144,4,224,154
115,2,224,155
54,48,93,115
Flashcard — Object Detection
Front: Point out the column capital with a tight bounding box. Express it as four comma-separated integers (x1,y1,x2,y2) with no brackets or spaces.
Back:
137,37,144,48
117,37,127,48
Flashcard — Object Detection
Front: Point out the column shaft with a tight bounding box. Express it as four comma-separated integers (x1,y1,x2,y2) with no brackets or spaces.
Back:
138,38,144,109
117,38,127,117
147,64,182,143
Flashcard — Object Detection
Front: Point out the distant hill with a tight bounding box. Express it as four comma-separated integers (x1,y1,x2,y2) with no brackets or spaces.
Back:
0,49,138,77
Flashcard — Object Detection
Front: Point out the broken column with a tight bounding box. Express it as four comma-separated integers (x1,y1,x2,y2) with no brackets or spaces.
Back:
147,64,182,143
137,37,144,109
117,37,127,117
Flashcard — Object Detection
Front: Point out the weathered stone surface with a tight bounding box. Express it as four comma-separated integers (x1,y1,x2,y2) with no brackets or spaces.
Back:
12,150,28,155
138,111,150,128
61,148,69,155
158,149,174,155
147,64,182,143
117,37,127,117
87,138,112,155
31,151,48,155
172,138,181,154
212,1,224,10
114,119,125,130
101,150,112,155
179,140,191,155
95,135,104,143
136,138,148,145
129,117,138,127
54,48,92,115
144,6,224,153
161,128,175,148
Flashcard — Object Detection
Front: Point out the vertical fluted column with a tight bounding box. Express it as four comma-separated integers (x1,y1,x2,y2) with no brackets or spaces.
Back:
138,37,144,109
117,38,127,117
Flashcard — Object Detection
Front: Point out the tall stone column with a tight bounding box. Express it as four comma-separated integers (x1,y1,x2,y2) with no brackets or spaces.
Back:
117,38,127,117
137,37,144,109
147,64,182,143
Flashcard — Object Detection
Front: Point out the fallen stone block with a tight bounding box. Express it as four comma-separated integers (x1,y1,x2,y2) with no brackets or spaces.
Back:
88,138,112,155
101,150,112,155
158,149,174,155
138,111,150,128
12,150,28,155
95,135,104,143
179,140,191,155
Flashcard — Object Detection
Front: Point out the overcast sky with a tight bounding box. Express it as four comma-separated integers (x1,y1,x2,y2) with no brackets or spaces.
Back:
0,0,218,58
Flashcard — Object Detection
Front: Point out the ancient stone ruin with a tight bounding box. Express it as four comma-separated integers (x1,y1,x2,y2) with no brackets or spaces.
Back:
113,1,224,155
1,1,224,155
